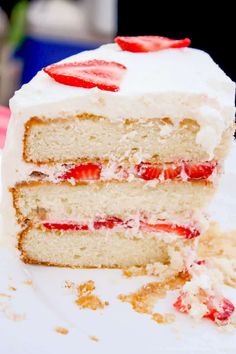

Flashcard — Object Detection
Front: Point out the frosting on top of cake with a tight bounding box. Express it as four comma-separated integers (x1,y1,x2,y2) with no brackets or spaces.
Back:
9,43,236,157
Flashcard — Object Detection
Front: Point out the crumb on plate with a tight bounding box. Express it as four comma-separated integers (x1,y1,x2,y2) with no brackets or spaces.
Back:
55,327,69,335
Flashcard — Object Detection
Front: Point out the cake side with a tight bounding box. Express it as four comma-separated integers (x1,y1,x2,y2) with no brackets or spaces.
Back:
1,35,235,326
19,226,196,268
1,40,235,269
23,116,234,164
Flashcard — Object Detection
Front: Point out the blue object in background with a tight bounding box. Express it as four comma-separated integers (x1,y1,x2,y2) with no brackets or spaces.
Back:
15,36,102,84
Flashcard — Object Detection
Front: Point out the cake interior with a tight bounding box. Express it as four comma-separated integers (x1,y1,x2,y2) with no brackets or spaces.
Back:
19,226,195,268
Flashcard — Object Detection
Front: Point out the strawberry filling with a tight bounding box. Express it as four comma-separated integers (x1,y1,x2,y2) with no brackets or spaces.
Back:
43,217,200,239
59,161,217,182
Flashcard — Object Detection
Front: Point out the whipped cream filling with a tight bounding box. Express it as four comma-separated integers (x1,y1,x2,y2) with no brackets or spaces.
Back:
40,215,202,241
18,160,220,185
1,42,234,246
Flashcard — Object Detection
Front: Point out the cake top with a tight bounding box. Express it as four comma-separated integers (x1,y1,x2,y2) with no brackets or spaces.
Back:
11,43,234,114
9,39,235,157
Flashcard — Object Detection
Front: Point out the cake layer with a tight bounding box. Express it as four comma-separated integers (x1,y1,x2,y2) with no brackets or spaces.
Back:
12,180,214,224
19,226,195,268
23,116,233,164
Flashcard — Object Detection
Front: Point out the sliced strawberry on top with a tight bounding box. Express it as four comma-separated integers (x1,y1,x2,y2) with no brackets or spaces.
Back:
94,216,123,230
44,60,127,92
60,163,101,181
140,221,200,239
135,162,162,180
115,36,191,53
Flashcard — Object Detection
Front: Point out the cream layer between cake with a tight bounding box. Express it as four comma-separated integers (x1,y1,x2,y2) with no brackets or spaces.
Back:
0,42,235,269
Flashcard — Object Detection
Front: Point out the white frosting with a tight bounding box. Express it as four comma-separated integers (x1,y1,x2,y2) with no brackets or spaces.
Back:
1,42,235,244
10,43,235,157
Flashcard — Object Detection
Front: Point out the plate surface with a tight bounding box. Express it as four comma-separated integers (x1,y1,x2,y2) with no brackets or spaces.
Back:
1,146,236,354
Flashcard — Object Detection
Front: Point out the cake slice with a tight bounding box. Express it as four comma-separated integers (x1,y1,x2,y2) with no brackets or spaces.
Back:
1,36,235,271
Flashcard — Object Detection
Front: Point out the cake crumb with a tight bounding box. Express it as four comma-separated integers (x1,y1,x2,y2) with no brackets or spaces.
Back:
0,303,25,321
64,280,75,289
23,279,33,286
152,312,175,324
0,293,11,298
76,280,109,310
199,222,236,288
89,335,99,342
9,286,17,292
118,274,187,315
55,327,69,335
123,266,147,277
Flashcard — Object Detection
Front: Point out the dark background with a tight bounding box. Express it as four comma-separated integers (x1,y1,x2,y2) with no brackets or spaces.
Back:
1,0,235,81
117,1,235,82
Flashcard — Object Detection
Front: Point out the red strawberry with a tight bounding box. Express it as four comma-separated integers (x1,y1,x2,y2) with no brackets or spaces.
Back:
44,60,127,92
140,221,200,239
61,163,101,181
174,292,235,323
173,293,190,314
135,162,162,180
204,297,235,322
115,36,191,53
196,260,206,266
43,223,88,231
94,216,123,230
184,162,215,180
164,165,181,180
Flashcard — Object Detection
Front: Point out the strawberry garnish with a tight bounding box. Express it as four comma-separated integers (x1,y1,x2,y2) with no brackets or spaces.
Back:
184,162,215,180
115,36,191,53
94,216,123,230
44,60,127,92
174,292,235,323
140,221,200,239
135,162,162,180
43,223,88,231
61,163,101,181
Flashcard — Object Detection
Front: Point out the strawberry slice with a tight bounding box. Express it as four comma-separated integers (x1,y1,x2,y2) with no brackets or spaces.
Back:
94,216,123,230
204,297,235,322
140,221,200,239
115,36,191,53
174,292,235,323
44,60,127,92
135,162,162,180
164,165,181,180
43,223,88,231
173,293,190,314
61,163,101,181
184,162,215,180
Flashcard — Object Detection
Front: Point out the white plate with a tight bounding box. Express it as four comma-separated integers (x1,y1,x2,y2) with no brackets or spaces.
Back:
1,146,236,354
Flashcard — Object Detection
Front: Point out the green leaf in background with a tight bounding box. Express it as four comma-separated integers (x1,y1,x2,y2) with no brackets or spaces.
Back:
8,0,28,48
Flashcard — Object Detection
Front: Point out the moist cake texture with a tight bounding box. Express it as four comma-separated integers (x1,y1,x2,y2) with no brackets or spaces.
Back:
1,38,235,272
